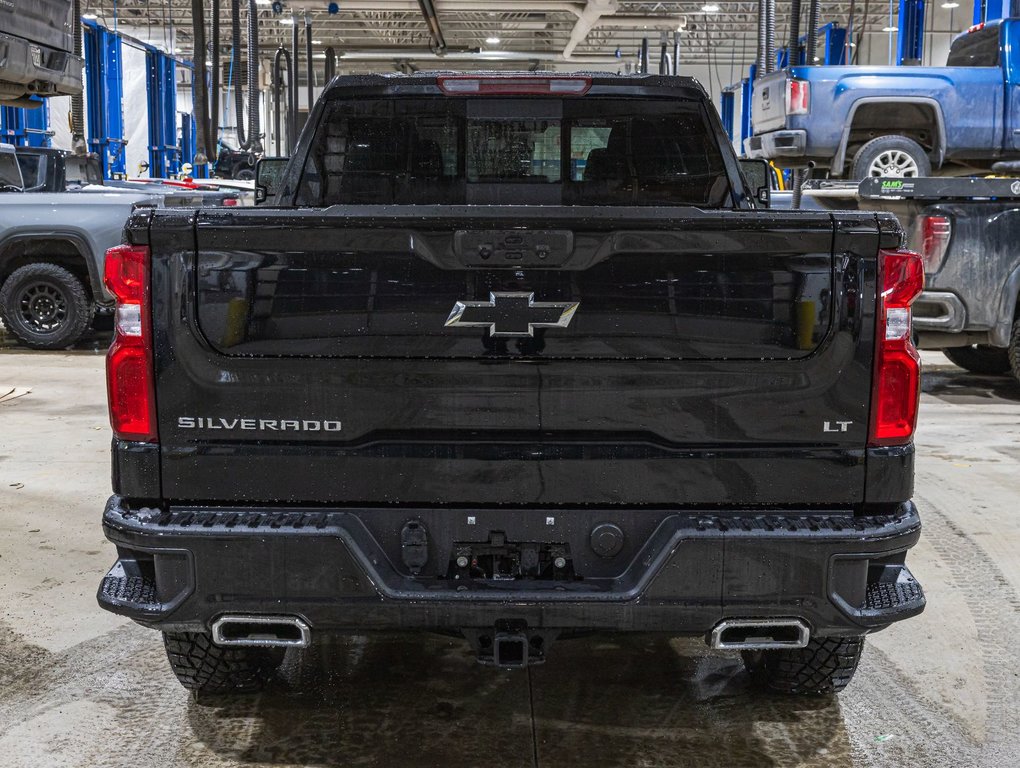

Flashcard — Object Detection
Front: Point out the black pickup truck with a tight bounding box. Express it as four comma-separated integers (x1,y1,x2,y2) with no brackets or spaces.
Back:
97,73,926,697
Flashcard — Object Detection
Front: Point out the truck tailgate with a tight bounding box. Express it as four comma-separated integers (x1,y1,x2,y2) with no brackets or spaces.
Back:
752,70,790,134
151,207,879,506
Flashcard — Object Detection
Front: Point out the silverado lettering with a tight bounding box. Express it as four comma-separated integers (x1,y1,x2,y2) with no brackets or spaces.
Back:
177,417,342,432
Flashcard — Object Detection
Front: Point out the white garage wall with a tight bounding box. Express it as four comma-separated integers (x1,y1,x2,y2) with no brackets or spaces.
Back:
48,96,73,151
122,43,150,177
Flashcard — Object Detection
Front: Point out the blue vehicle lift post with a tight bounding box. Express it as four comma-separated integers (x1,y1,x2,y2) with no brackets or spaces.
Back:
797,23,847,65
720,90,736,141
975,0,1020,24
83,20,127,178
897,0,925,65
0,99,51,147
145,46,181,178
184,113,205,178
740,76,753,147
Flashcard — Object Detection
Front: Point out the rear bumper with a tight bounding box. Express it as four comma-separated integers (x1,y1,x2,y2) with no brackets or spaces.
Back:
0,32,83,100
744,130,809,163
98,495,925,639
913,290,967,333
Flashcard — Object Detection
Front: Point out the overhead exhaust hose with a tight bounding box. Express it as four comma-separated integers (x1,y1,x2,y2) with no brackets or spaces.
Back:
305,14,313,117
640,38,649,74
71,0,86,153
291,13,299,138
210,0,220,161
273,47,293,155
764,0,776,74
806,0,821,65
231,0,245,148
324,47,337,84
756,0,766,77
246,0,261,153
788,0,802,64
192,0,210,166
672,32,680,75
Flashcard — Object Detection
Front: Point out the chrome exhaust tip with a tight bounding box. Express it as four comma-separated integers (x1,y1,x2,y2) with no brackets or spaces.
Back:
709,618,810,650
211,614,311,648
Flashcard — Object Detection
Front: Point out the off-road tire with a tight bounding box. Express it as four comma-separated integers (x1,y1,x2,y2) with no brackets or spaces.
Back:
851,135,931,180
1008,318,1020,385
163,632,285,695
742,636,865,695
0,263,93,349
943,344,1011,375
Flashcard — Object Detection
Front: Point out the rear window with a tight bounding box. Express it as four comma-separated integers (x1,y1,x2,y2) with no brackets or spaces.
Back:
0,153,24,190
65,155,102,187
946,26,1000,66
295,97,732,208
14,154,41,188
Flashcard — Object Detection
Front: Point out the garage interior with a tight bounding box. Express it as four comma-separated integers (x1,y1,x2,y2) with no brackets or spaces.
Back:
2,1,1020,767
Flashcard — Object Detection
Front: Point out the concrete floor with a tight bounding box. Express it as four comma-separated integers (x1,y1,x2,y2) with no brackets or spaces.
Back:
1,340,1019,767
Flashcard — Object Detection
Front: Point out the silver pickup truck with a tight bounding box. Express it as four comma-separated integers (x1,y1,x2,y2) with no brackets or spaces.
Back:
792,177,1020,383
0,144,162,349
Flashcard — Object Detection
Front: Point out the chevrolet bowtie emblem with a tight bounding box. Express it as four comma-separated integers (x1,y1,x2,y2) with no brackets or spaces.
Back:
444,292,579,337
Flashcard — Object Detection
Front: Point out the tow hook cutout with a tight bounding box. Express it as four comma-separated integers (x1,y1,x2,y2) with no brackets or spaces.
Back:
400,520,429,575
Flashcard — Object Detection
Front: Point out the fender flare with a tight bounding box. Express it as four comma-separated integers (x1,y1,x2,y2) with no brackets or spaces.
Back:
0,230,105,303
990,263,1020,347
830,96,948,176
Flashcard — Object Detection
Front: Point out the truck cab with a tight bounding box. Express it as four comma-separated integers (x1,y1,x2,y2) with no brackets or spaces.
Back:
95,72,926,698
747,19,1020,178
0,143,25,192
15,147,104,192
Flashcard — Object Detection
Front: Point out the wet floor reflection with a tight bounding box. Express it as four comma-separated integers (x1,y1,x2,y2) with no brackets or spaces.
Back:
921,365,1020,404
186,634,850,768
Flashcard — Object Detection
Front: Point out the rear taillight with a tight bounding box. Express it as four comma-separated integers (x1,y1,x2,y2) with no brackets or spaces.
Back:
917,214,951,273
222,197,239,206
436,76,592,95
869,249,924,447
786,78,810,115
104,244,157,442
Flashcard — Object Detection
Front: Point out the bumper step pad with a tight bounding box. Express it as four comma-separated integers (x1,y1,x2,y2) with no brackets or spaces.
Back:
864,570,925,618
101,573,159,607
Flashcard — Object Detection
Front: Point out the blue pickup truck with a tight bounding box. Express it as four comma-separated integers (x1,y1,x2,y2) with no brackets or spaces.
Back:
746,19,1020,178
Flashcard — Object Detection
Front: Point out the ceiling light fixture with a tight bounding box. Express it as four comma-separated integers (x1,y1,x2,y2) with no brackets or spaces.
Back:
882,25,898,32
280,17,294,24
82,12,98,19
486,36,501,44
940,1,959,6
701,4,720,12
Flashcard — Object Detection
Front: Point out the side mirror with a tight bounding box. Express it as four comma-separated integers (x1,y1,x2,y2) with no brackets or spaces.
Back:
738,158,771,208
255,156,289,205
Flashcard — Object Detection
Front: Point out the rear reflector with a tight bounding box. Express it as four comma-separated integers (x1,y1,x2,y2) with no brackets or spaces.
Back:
918,214,951,274
104,244,157,442
437,76,592,95
869,249,924,447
